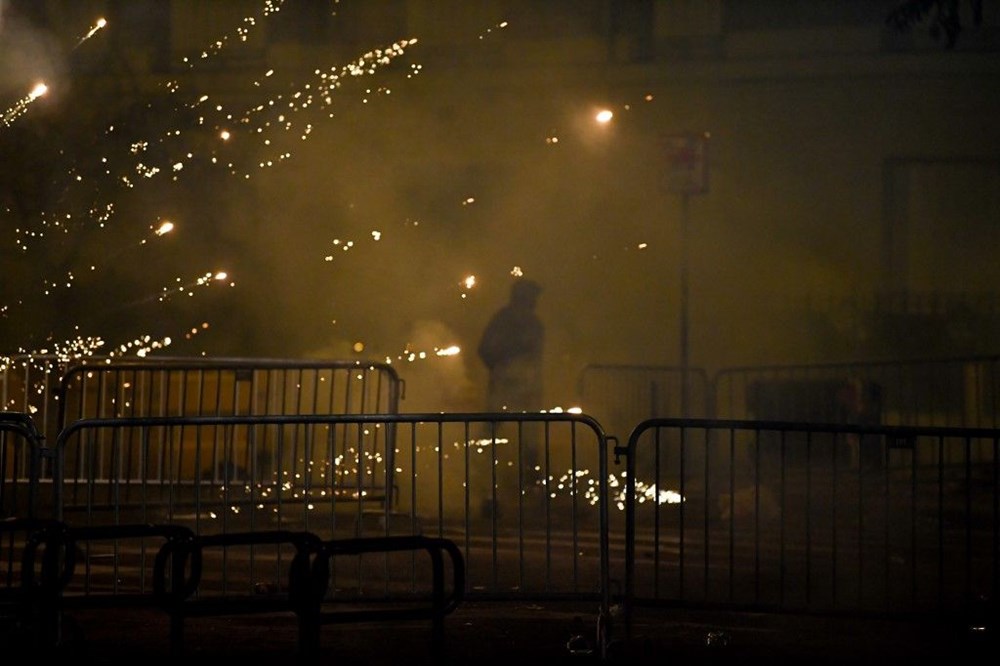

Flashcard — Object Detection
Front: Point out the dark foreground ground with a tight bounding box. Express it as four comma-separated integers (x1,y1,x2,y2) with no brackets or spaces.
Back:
12,600,993,665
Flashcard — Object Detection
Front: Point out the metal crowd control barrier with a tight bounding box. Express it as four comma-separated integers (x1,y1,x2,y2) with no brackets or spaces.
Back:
56,358,403,423
159,529,321,655
13,408,1000,657
712,356,1000,429
151,530,459,657
1,412,47,519
4,356,406,523
58,359,402,508
1,413,57,648
0,356,62,442
310,535,466,656
622,418,999,633
51,412,618,652
1,355,403,448
4,519,466,656
576,364,713,431
54,414,398,532
574,357,1000,433
0,516,68,648
51,523,196,649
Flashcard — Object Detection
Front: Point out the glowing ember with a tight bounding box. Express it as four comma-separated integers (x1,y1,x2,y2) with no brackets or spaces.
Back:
78,17,108,46
2,82,48,128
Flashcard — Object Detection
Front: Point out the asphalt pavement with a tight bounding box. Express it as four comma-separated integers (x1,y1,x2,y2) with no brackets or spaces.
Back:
11,600,992,665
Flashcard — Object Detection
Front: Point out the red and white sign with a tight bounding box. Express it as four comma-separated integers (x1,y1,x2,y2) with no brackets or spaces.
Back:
662,132,709,195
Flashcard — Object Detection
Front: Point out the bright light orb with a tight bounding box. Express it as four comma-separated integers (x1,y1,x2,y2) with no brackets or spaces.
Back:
595,109,613,124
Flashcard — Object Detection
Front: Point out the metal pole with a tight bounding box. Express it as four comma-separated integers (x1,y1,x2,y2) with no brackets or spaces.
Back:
680,191,690,417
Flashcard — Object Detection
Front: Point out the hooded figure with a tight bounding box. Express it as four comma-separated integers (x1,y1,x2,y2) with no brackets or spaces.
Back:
477,279,544,412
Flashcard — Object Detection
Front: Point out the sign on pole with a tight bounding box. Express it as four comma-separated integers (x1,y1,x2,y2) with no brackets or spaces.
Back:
662,132,709,195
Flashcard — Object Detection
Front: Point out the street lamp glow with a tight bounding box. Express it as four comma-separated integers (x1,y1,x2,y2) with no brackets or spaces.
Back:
595,109,613,124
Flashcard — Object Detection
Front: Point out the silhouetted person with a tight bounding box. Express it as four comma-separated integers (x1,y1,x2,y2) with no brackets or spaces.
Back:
476,278,545,521
477,279,544,412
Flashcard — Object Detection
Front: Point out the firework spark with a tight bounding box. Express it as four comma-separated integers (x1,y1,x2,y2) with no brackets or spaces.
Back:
76,17,107,48
3,6,422,362
2,82,47,128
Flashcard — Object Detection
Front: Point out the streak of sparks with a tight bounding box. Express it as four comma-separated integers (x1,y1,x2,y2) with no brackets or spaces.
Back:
4,6,422,362
386,341,462,364
184,270,230,293
76,17,107,47
142,270,232,305
442,436,683,511
179,1,286,71
2,82,47,128
478,20,509,40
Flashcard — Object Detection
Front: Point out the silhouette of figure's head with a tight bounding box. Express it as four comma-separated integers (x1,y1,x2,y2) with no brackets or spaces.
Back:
510,279,542,307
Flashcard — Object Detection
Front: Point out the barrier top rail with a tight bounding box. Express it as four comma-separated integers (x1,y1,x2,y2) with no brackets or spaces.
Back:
55,410,607,431
60,356,403,374
712,353,1000,374
0,411,43,437
3,356,405,443
625,416,1000,441
55,356,404,429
